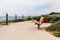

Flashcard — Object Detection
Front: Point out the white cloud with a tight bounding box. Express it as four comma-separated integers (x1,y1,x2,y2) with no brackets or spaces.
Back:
0,0,50,7
32,0,60,15
48,0,60,12
0,0,60,16
0,0,50,16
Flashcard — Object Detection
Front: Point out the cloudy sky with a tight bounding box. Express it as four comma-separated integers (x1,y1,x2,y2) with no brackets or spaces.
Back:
0,0,60,16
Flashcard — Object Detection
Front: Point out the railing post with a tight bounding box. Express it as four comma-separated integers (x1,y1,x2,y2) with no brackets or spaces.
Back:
15,14,17,22
6,13,8,25
22,15,24,20
28,16,31,18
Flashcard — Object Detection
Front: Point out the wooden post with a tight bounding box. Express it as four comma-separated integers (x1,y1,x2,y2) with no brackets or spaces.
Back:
15,14,17,22
6,13,8,25
22,15,24,20
29,15,31,19
29,16,30,18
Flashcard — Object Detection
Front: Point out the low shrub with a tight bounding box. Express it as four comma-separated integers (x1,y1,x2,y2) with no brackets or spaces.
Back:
47,24,60,31
53,32,60,37
47,23,60,37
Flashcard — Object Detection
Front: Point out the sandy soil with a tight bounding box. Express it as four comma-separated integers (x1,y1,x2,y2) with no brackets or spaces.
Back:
0,21,60,40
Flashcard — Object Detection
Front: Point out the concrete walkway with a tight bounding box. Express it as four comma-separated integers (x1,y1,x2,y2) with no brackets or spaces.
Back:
0,21,60,40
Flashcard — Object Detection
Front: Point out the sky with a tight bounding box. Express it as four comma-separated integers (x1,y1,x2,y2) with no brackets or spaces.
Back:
0,0,60,16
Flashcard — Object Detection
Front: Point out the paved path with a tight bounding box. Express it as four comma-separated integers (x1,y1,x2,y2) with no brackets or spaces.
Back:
0,21,60,40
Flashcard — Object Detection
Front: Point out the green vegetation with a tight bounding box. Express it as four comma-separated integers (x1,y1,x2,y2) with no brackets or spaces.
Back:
47,23,60,37
25,16,32,21
33,12,60,23
47,23,60,31
46,12,60,37
33,12,60,37
53,32,60,37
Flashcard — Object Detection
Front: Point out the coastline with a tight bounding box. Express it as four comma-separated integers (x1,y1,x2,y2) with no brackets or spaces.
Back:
0,19,32,27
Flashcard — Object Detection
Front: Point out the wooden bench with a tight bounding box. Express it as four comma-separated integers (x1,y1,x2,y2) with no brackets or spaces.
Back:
34,21,41,29
33,17,45,29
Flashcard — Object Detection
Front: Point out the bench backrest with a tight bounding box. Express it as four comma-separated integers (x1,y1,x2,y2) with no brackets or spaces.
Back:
39,17,45,24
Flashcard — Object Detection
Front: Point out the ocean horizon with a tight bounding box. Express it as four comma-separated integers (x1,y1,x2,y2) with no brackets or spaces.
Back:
0,16,34,22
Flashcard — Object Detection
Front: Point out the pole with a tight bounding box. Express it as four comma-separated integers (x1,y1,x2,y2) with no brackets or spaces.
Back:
6,13,8,25
15,14,17,22
22,15,24,20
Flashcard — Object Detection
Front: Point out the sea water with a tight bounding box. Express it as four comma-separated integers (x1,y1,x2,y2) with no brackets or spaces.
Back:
0,16,22,22
0,16,33,22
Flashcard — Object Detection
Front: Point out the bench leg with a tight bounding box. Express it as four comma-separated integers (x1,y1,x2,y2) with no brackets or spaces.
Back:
38,24,40,29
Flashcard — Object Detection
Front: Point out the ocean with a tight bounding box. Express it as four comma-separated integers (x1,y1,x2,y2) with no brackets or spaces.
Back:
0,16,33,22
0,16,20,22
